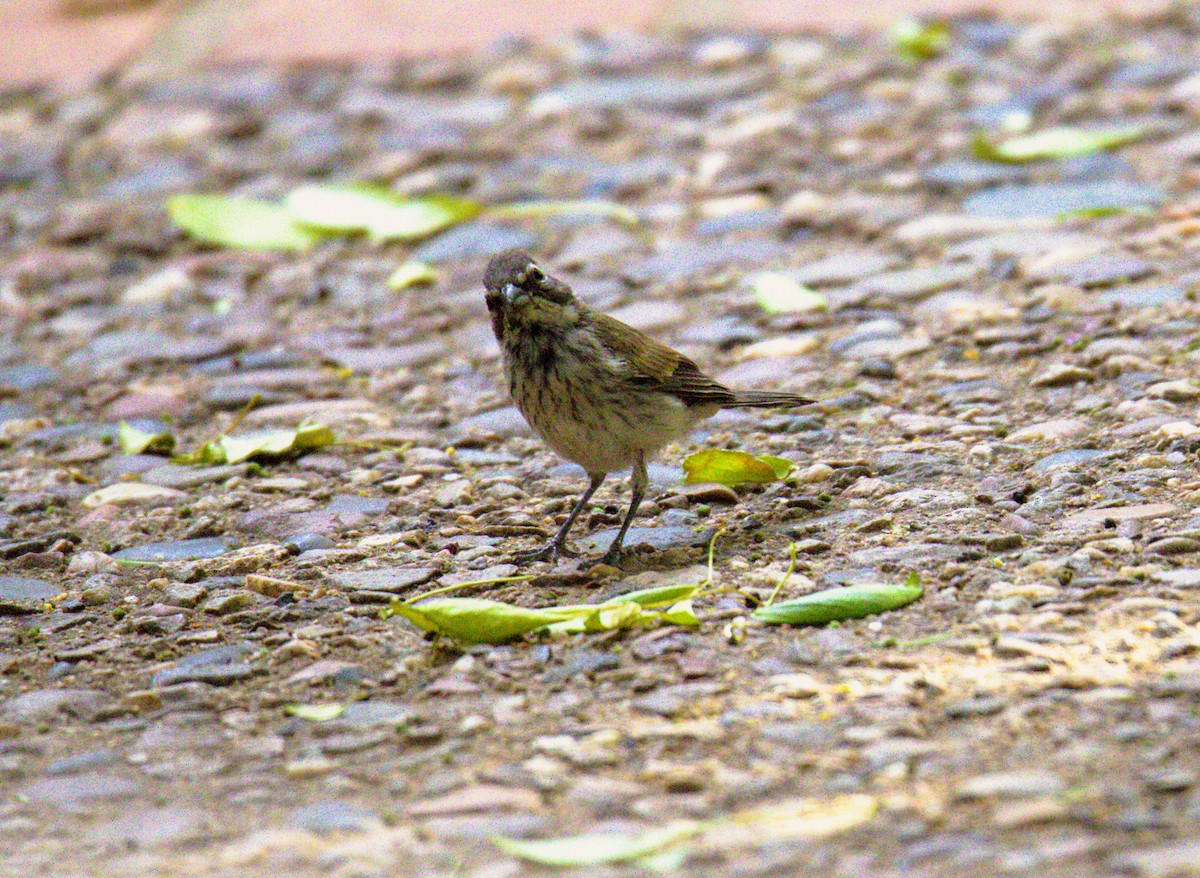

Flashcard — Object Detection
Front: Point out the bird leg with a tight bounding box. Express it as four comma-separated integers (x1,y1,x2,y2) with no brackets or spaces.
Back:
515,472,605,563
599,454,647,567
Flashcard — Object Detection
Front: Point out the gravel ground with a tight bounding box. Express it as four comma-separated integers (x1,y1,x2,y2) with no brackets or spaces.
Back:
4,11,1200,878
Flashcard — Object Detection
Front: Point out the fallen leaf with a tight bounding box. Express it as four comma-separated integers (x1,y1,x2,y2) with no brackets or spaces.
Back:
683,449,792,486
891,16,949,60
490,199,639,227
284,703,346,722
168,194,318,251
285,184,479,242
754,575,923,626
387,260,438,290
82,482,186,509
217,422,336,464
974,124,1149,163
387,598,580,645
118,421,175,455
494,820,701,867
751,272,827,314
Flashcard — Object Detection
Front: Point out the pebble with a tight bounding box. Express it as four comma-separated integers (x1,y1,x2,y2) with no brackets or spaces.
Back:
1007,419,1089,443
956,772,1066,799
1030,364,1095,388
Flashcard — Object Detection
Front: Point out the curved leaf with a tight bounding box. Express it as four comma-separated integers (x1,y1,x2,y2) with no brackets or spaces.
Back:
974,124,1148,163
494,820,701,867
683,449,782,486
389,598,579,645
754,578,923,626
168,194,318,251
285,184,479,242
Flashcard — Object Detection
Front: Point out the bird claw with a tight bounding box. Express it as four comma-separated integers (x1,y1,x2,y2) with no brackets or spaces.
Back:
597,545,624,568
513,541,577,564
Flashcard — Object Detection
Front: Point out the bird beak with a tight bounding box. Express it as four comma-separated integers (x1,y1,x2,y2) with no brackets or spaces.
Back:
502,282,523,305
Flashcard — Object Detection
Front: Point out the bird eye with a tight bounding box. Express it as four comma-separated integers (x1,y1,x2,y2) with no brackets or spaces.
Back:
528,265,545,283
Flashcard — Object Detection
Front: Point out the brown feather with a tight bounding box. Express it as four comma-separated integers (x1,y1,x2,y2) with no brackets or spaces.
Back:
591,312,739,408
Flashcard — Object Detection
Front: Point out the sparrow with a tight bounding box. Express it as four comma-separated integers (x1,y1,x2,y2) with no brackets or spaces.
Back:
483,249,813,565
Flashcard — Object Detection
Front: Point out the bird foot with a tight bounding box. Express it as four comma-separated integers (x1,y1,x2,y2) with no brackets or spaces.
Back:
597,545,625,568
513,541,577,564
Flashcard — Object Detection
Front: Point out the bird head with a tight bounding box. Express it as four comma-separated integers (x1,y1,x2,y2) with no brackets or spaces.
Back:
483,249,578,338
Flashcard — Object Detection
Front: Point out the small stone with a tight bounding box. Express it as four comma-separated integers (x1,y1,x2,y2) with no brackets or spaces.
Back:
1148,379,1200,402
290,800,383,833
1145,537,1200,556
957,771,1065,799
163,581,208,607
1144,768,1196,792
1030,363,1095,388
945,695,1007,718
81,482,186,509
1057,503,1177,532
1112,842,1200,877
200,590,257,615
992,797,1068,827
1007,419,1089,443
673,483,739,505
2,688,107,722
986,534,1025,552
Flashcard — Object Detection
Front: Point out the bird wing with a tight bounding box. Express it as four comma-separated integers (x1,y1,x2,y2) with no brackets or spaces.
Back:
591,312,736,409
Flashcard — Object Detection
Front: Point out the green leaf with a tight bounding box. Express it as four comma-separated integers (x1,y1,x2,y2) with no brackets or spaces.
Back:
490,199,639,227
387,260,438,290
891,16,949,60
753,578,923,626
118,421,176,455
167,194,319,252
751,272,827,314
609,583,699,608
388,597,580,645
217,422,335,464
285,703,346,721
658,599,700,628
171,440,227,466
494,820,701,867
973,124,1148,163
683,449,785,486
284,184,480,242
758,455,796,479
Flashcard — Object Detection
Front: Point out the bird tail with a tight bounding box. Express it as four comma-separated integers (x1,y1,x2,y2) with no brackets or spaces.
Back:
725,391,814,409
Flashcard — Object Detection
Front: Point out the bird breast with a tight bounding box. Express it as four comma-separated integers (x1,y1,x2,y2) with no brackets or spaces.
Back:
503,325,706,475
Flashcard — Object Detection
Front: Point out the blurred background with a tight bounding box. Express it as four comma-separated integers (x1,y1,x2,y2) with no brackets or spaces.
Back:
4,0,1169,89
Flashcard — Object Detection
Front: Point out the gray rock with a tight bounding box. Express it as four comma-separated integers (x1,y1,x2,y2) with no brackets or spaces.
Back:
151,643,257,688
963,181,1165,218
21,771,140,805
111,537,232,563
328,567,439,594
577,526,715,554
0,576,57,614
849,544,962,566
2,688,107,722
95,806,212,850
290,800,383,833
535,69,764,112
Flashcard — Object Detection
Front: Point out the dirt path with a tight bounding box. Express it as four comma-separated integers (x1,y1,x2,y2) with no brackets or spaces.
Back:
3,7,1200,878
